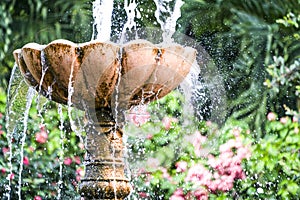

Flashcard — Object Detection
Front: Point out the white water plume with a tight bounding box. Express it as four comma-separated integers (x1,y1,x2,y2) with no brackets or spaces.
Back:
154,0,184,42
92,0,114,41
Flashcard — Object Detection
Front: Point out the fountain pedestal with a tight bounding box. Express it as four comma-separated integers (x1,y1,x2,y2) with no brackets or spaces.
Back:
79,108,131,199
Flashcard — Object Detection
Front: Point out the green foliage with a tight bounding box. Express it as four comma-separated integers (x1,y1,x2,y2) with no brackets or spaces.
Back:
237,114,300,199
179,0,300,136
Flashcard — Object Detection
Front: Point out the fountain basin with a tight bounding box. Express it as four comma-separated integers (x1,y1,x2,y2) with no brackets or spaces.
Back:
13,39,196,110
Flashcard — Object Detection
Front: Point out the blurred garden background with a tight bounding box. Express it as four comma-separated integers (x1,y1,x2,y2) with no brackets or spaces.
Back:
0,0,299,199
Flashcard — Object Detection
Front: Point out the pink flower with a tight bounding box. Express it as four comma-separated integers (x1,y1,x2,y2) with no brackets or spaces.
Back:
162,117,178,130
2,147,9,154
232,127,241,137
76,175,81,182
175,161,188,172
293,116,298,123
237,146,251,159
23,156,30,166
63,157,72,165
267,112,276,121
74,156,81,164
146,134,153,140
78,142,85,150
280,117,288,124
207,154,217,168
170,188,185,200
8,173,14,180
37,173,43,178
185,164,212,185
127,105,150,126
194,187,208,200
160,167,172,180
72,180,78,187
1,168,6,174
188,131,207,157
28,146,35,152
35,125,48,144
34,196,42,200
138,192,148,198
76,167,85,177
217,175,234,191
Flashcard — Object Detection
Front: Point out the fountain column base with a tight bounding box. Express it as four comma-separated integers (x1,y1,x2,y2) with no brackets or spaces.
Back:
79,108,131,199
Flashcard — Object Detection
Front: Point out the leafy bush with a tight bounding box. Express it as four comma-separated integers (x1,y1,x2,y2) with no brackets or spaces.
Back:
236,113,300,199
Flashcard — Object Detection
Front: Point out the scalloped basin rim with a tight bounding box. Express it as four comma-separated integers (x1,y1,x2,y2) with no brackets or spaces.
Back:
13,39,197,110
14,39,195,52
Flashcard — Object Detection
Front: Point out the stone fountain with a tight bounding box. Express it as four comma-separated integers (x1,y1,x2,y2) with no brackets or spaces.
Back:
13,39,196,199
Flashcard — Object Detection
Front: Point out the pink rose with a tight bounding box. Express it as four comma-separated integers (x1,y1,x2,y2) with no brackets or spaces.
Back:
2,147,9,154
8,173,14,180
74,156,81,164
162,117,178,130
34,196,42,200
280,117,288,124
78,142,85,150
170,188,185,200
138,192,148,198
63,157,72,165
127,105,150,126
194,187,208,200
76,167,85,177
267,112,276,121
35,125,48,144
293,116,298,123
23,156,30,166
146,134,153,140
175,161,188,172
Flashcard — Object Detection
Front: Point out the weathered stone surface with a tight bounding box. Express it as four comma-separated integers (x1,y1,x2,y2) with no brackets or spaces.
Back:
13,39,196,110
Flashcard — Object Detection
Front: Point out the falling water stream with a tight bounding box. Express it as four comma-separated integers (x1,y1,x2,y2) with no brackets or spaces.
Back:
5,64,26,200
57,104,65,200
17,87,35,200
91,0,114,41
154,0,184,42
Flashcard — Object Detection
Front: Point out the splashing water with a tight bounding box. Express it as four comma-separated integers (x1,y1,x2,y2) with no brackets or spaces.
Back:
91,0,114,41
154,0,184,42
120,0,141,42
